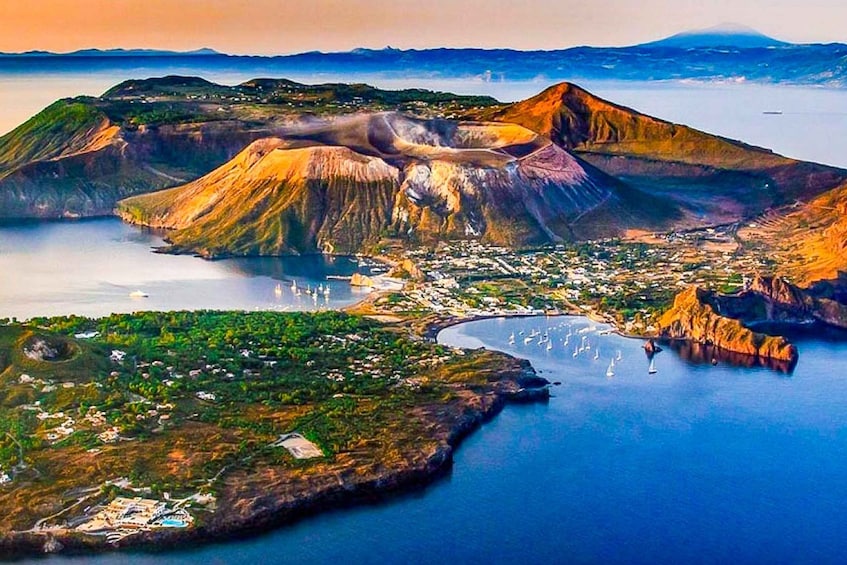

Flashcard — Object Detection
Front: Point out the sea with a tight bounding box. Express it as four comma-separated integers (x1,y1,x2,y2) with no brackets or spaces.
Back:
3,68,847,563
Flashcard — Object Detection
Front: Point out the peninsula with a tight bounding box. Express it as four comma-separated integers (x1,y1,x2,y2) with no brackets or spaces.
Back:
0,311,547,555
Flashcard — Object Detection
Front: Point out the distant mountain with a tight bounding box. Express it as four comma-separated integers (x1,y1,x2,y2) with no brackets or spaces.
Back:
0,47,220,58
638,24,789,49
3,39,847,87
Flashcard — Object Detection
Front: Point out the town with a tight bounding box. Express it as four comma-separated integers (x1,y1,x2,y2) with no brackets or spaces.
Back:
369,223,773,333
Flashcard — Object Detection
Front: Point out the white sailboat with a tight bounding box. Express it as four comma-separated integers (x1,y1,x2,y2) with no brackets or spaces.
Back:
509,332,516,345
616,350,622,361
546,341,553,351
594,348,600,361
572,345,579,358
648,358,657,374
274,283,283,297
606,358,615,378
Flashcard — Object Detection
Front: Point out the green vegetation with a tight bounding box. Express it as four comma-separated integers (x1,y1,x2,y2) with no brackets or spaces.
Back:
99,76,500,125
0,310,522,533
0,99,106,174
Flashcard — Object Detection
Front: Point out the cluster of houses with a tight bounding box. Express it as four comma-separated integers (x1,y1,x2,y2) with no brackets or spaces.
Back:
77,496,192,541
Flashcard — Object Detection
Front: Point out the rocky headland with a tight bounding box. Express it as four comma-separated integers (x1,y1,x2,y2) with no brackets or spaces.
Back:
657,275,847,363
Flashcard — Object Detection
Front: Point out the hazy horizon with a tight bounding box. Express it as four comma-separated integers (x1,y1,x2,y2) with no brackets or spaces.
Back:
2,1,847,55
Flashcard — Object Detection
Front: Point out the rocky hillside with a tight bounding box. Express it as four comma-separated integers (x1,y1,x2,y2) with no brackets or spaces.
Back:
119,114,674,256
0,102,273,218
7,76,847,256
477,82,847,223
657,275,847,362
657,286,797,362
741,182,847,288
0,77,500,219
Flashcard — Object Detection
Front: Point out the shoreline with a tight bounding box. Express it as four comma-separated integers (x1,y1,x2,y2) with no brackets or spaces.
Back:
0,339,548,559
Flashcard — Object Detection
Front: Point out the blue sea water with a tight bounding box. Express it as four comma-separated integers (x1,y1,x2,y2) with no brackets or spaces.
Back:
0,218,371,320
22,316,847,564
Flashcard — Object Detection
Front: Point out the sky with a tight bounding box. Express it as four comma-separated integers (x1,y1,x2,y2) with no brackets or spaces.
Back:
0,0,845,55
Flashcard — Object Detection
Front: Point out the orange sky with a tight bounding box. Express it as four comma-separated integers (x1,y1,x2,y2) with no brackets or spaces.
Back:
0,0,844,54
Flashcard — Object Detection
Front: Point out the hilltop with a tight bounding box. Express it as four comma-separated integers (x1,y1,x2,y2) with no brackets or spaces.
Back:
638,24,789,49
475,82,847,223
118,112,672,256
0,77,499,219
4,76,847,257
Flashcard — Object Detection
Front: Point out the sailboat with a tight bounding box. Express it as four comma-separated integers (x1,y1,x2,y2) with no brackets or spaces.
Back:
616,350,622,361
606,358,615,378
274,283,283,297
546,341,553,351
291,280,298,292
524,336,534,344
572,345,579,358
648,358,657,374
594,348,600,361
509,332,516,345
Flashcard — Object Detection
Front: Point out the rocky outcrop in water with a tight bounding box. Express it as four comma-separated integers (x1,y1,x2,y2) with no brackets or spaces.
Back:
658,276,847,363
658,286,798,362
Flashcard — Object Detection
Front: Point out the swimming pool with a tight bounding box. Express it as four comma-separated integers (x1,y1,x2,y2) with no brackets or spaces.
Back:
159,518,188,528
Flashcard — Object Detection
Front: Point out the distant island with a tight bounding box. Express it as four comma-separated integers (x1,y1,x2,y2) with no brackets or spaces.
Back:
3,25,847,87
0,48,220,58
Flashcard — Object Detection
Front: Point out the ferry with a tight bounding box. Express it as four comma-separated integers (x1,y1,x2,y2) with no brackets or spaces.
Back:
129,290,148,298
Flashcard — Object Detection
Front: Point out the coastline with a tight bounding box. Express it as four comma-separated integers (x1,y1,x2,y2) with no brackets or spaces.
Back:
0,347,548,558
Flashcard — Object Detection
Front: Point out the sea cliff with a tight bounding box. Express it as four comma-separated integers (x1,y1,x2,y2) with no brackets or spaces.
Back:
658,286,798,362
658,275,847,363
